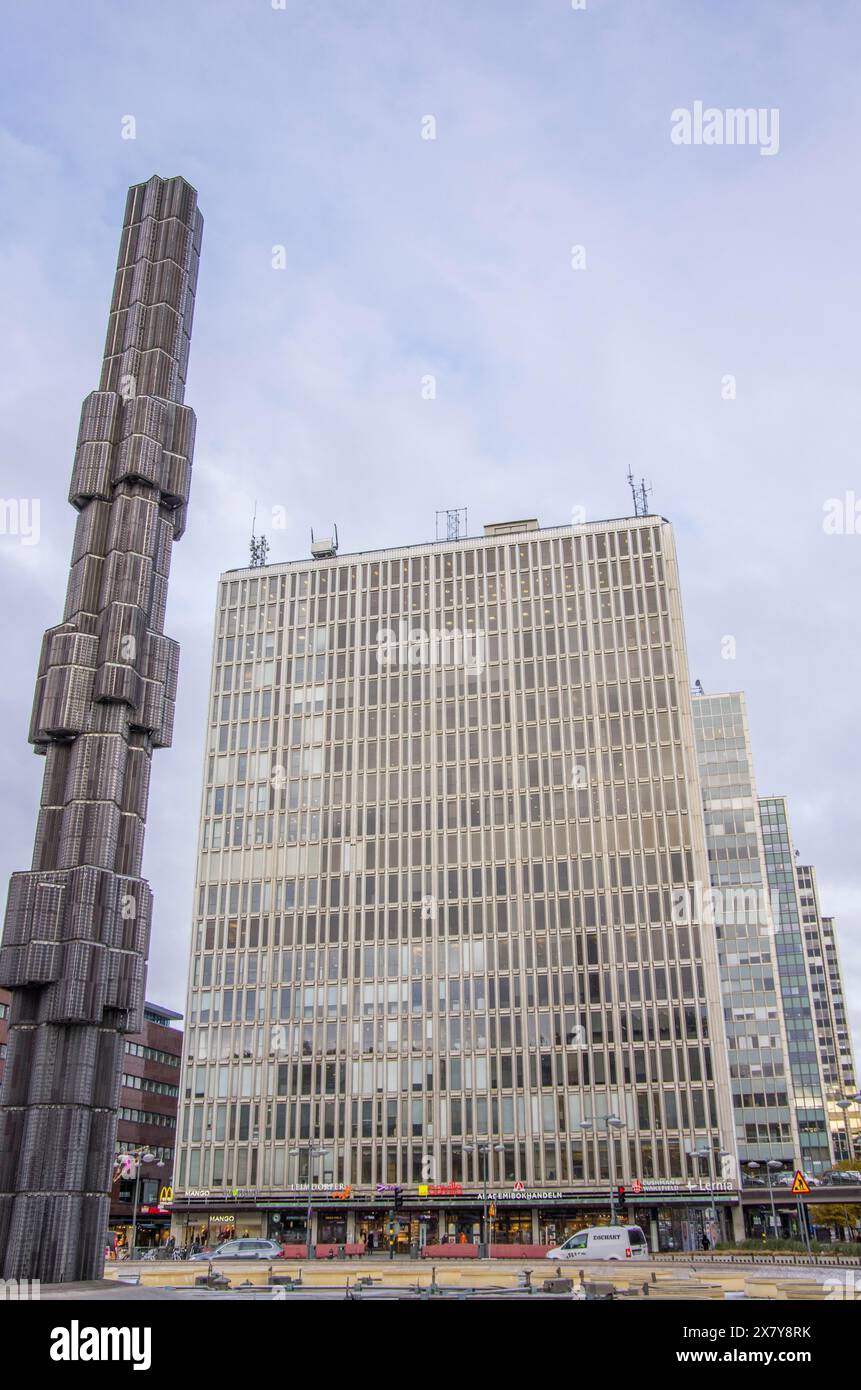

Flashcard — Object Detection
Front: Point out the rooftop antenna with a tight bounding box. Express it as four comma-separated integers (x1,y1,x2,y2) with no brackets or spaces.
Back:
249,501,269,568
627,468,638,515
436,507,468,542
627,468,653,518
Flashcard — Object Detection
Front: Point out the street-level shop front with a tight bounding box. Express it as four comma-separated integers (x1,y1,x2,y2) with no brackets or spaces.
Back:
170,1180,741,1252
109,1194,174,1253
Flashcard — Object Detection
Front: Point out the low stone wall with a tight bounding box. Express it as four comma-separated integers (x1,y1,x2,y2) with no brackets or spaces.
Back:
421,1243,479,1258
488,1245,553,1259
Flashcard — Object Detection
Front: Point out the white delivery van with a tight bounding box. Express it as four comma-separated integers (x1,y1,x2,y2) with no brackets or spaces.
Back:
547,1225,649,1261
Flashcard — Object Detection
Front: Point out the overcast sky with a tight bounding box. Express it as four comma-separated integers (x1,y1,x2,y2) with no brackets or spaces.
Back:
1,0,859,1061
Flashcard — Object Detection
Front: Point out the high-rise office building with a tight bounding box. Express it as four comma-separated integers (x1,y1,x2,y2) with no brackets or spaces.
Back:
173,515,741,1252
797,864,859,1162
758,797,831,1172
691,694,799,1173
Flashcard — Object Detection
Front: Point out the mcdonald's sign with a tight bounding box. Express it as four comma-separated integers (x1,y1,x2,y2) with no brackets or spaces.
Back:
159,1186,174,1205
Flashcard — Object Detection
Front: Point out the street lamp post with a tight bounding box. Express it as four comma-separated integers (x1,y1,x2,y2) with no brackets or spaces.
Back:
582,1114,626,1225
687,1145,729,1247
833,1094,861,1239
687,1146,713,1249
836,1094,861,1166
579,1120,597,1219
478,1143,505,1256
747,1160,782,1240
717,1149,733,1244
289,1145,328,1260
766,1160,783,1238
606,1116,625,1225
123,1147,156,1259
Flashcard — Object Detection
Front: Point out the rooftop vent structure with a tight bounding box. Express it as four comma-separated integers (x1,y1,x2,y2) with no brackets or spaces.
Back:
311,525,339,559
483,518,539,536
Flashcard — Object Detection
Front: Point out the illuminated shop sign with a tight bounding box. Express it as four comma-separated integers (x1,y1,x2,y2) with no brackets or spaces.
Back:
487,1190,563,1202
629,1180,736,1194
283,1184,342,1195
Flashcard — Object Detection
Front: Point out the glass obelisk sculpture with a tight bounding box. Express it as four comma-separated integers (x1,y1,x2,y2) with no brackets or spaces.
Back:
0,175,202,1282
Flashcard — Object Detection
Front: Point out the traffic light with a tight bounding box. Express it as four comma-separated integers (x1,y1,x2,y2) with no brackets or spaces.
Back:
616,1185,626,1213
393,1186,404,1211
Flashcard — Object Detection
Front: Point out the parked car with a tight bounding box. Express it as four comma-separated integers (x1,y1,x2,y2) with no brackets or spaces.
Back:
189,1238,284,1261
773,1171,820,1187
547,1225,649,1261
820,1169,861,1185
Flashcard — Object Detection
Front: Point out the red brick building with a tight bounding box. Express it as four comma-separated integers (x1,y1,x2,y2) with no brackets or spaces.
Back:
109,1001,183,1249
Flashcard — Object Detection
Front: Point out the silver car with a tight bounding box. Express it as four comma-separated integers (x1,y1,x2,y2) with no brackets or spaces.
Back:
191,1238,283,1261
774,1171,819,1187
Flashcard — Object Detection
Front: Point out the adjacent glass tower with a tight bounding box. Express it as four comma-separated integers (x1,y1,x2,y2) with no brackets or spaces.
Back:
174,516,739,1250
797,864,859,1162
758,797,831,1172
691,694,799,1171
